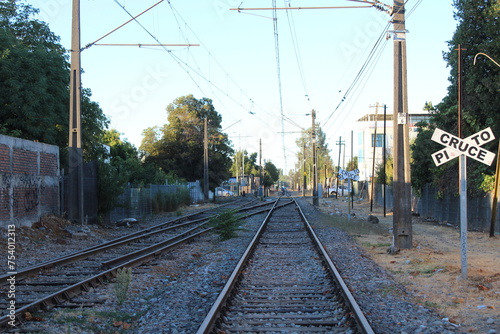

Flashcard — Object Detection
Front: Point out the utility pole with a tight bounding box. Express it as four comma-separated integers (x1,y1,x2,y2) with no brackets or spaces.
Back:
204,118,209,200
351,130,354,209
383,104,387,217
68,0,84,224
312,110,319,205
259,139,263,197
336,136,344,199
391,0,412,249
303,142,306,196
370,103,380,212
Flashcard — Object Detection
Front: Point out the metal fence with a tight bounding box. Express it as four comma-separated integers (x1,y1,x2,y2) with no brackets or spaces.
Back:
109,181,204,223
373,183,499,233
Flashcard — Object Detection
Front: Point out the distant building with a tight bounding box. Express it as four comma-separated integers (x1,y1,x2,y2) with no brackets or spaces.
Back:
355,111,431,181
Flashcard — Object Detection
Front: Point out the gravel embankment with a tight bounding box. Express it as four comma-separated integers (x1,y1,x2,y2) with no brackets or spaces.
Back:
16,199,462,334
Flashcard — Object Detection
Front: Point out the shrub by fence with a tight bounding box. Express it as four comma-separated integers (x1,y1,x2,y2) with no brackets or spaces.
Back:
109,181,203,223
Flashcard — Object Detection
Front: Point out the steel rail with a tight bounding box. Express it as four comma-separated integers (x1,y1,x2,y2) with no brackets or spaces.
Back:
296,200,375,334
0,198,266,284
0,198,276,328
0,228,210,327
196,199,291,333
196,198,375,334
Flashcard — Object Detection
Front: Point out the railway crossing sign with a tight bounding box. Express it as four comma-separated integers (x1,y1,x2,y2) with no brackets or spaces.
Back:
431,126,497,279
431,127,496,166
338,168,360,181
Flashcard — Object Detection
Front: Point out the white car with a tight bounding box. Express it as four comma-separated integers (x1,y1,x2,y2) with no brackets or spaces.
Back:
326,185,348,196
215,187,234,197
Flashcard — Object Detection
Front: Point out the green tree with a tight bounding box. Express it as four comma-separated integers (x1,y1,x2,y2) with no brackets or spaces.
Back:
141,95,234,190
103,129,168,186
0,0,110,165
0,1,68,145
230,150,260,178
263,161,279,188
293,125,334,188
411,0,500,195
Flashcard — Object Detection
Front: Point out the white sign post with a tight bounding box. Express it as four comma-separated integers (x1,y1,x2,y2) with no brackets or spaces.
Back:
431,127,496,279
338,168,359,221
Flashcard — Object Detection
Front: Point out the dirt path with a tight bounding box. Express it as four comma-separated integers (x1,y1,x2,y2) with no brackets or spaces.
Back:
315,197,500,333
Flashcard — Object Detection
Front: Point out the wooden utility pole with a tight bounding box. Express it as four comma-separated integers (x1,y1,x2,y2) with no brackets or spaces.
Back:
68,0,84,224
383,104,387,217
336,136,344,199
259,139,263,197
392,0,412,249
370,103,380,212
303,142,306,196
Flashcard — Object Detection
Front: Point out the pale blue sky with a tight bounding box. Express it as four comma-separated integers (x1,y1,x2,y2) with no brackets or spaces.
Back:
29,0,457,173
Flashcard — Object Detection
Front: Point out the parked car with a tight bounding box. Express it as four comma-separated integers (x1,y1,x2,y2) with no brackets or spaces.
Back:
326,185,348,196
215,187,234,197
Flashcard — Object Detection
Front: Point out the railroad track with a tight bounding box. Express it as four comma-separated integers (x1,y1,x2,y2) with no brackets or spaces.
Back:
197,198,374,334
0,197,281,328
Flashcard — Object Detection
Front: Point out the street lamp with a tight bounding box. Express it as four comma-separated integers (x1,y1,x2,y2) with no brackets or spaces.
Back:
474,52,500,237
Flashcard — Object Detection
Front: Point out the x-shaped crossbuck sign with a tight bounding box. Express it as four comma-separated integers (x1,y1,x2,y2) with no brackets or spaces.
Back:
338,168,360,181
431,127,496,166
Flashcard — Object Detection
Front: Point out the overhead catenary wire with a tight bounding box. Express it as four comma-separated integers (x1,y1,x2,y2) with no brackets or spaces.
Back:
111,0,272,131
272,0,288,172
283,0,312,110
164,0,285,128
323,0,425,132
323,19,391,128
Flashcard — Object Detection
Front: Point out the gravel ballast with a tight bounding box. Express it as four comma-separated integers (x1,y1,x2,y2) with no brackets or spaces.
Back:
13,199,463,334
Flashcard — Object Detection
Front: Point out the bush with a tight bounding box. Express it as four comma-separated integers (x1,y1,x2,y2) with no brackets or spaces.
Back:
209,209,244,241
152,187,191,214
114,267,132,305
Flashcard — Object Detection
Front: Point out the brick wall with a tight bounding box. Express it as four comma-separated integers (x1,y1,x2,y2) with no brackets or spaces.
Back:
0,135,60,228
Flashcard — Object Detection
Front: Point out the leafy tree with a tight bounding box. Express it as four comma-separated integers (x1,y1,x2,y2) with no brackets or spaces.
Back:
411,0,500,195
103,129,168,186
98,130,170,219
0,1,68,146
263,160,279,188
0,0,110,165
141,95,234,190
375,155,393,186
292,124,334,188
230,150,260,178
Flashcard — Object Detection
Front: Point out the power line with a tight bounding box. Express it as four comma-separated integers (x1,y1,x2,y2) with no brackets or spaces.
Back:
112,0,269,126
323,0,423,132
323,20,391,128
283,0,311,109
272,0,288,172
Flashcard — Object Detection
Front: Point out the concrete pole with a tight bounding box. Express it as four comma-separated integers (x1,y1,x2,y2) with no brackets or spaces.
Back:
68,0,84,224
392,0,412,249
312,110,319,206
204,118,209,200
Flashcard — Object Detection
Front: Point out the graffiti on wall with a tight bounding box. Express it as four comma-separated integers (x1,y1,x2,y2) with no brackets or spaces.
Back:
1,173,41,215
19,174,41,212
